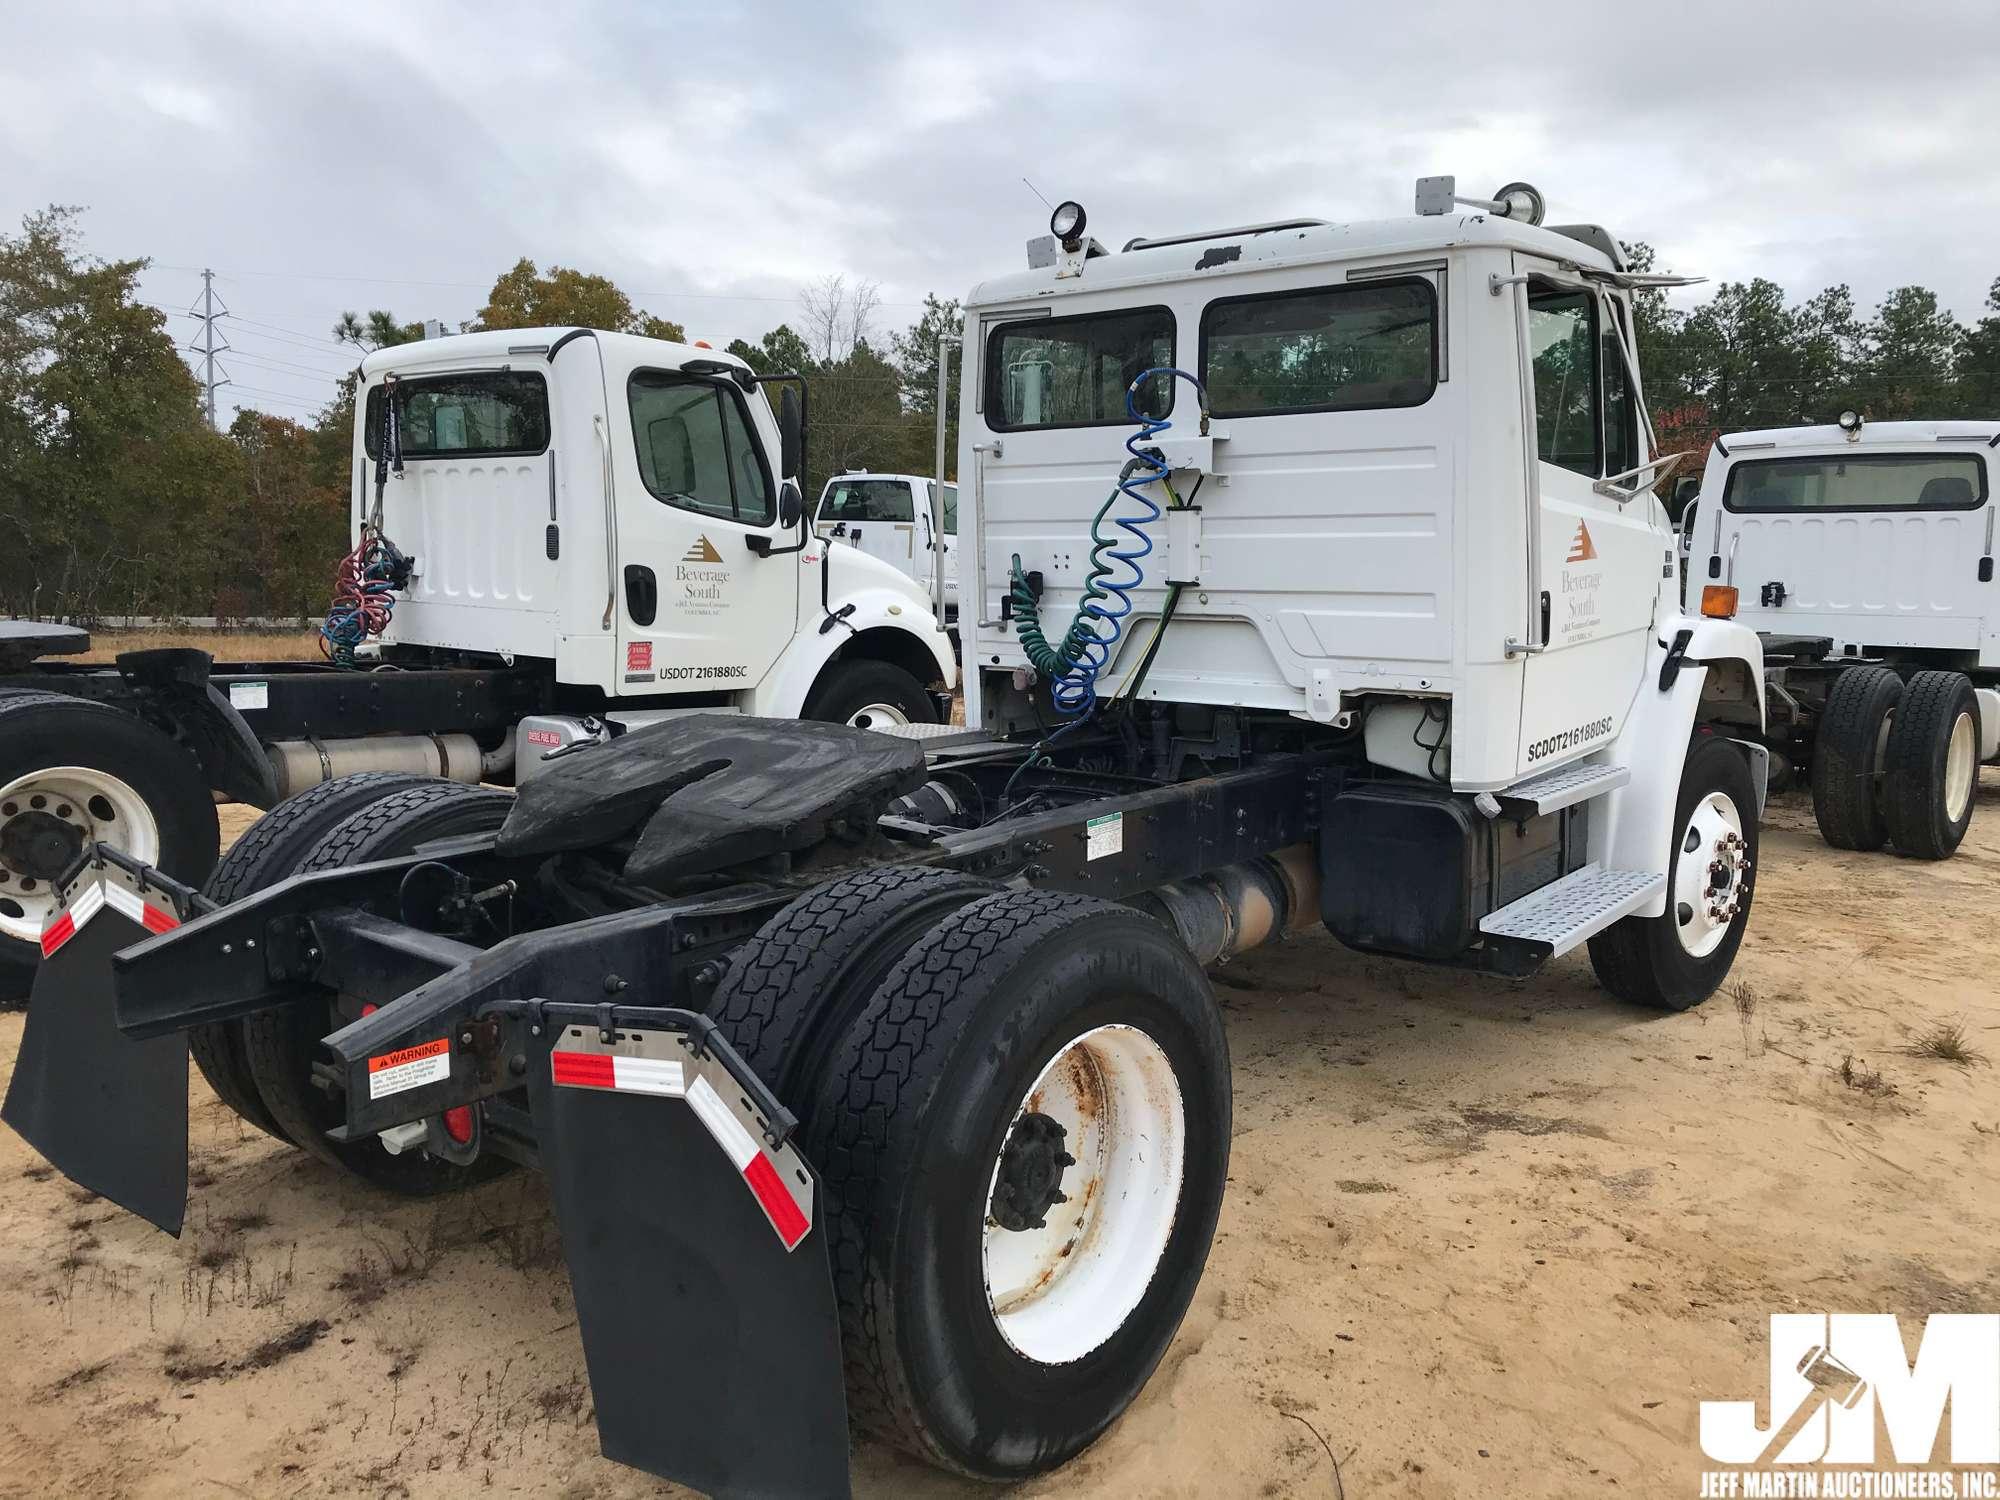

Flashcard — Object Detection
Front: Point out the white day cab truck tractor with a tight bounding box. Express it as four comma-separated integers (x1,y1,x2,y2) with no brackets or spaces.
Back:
1679,414,2000,858
814,470,959,622
5,178,1767,1499
0,328,954,999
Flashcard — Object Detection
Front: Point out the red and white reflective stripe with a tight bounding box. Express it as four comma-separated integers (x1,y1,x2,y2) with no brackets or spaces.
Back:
102,880,180,934
550,1050,685,1095
685,1075,810,1250
550,1048,810,1249
39,878,178,958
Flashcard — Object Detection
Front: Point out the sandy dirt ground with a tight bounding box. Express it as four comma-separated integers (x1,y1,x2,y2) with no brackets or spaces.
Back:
3,779,1997,1500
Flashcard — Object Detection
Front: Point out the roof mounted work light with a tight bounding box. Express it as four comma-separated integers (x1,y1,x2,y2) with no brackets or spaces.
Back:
1838,410,1864,437
1414,176,1547,226
1050,201,1088,251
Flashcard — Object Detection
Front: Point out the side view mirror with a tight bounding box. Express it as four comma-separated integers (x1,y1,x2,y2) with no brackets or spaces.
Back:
778,388,803,483
778,481,803,530
1666,474,1700,523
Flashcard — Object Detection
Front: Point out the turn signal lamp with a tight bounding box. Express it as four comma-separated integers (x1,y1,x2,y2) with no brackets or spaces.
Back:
1700,584,1739,618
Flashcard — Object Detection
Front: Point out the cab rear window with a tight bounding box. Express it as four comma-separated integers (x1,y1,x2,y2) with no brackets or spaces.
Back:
1201,279,1436,418
364,371,549,459
985,308,1175,430
1722,453,1988,512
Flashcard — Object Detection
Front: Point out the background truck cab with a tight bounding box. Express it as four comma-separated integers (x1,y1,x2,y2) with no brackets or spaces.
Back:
1689,418,1999,665
1682,417,2000,860
813,471,959,622
352,329,955,724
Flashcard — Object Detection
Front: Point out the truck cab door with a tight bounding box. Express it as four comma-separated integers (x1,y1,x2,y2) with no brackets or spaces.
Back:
613,369,799,692
1510,265,1661,777
924,480,960,612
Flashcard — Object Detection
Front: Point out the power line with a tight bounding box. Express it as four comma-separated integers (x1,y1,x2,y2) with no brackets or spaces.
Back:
148,260,929,308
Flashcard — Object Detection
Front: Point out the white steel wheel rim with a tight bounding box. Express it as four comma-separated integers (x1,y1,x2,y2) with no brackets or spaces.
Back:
0,768,160,944
847,702,912,731
981,1023,1185,1365
1672,790,1748,959
1943,710,1976,824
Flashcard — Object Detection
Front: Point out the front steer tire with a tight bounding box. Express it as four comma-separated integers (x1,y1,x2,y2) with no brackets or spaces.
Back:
239,780,516,1195
1589,733,1759,1012
803,659,938,731
1809,665,1902,851
0,691,219,1005
191,772,442,1141
806,890,1230,1480
1881,670,1979,860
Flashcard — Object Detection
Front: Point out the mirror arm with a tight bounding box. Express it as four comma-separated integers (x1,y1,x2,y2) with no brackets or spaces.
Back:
1593,451,1694,505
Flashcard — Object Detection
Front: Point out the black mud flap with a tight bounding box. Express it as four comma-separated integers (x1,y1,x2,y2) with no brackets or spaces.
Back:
525,1011,851,1500
2,863,192,1235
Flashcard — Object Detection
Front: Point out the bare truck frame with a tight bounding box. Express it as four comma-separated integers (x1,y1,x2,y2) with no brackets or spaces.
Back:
4,179,1765,1498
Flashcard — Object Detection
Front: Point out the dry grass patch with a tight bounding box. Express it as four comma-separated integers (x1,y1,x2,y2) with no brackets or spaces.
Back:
65,628,322,664
1899,1018,1989,1068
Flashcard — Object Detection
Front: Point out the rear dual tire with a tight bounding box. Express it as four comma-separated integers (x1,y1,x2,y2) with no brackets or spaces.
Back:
1881,670,1979,860
236,779,516,1195
1809,666,1901,851
710,880,1231,1480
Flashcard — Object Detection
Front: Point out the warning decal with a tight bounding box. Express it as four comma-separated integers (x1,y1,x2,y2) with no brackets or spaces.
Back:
1085,811,1124,861
367,1037,451,1099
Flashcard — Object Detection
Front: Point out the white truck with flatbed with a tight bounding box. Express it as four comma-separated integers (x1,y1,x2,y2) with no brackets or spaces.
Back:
1680,415,1999,857
6,178,1767,1500
0,328,954,998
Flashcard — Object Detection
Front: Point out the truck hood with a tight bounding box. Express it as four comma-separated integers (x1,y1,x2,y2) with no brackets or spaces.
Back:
823,539,933,613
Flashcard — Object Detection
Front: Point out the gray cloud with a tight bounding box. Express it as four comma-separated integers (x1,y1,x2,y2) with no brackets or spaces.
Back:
3,0,1996,420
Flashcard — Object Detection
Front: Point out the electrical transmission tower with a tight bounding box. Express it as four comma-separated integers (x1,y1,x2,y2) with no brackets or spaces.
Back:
188,268,231,428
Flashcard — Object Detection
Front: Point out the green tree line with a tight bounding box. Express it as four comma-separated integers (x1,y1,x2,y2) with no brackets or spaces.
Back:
3,206,1996,624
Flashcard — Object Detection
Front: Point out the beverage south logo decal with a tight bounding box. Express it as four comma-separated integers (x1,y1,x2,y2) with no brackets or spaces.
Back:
676,535,729,617
1561,520,1602,638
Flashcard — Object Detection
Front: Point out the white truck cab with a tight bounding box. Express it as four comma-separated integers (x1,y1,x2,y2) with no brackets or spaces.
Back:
812,472,958,620
957,181,1767,1001
1688,417,1999,664
350,330,956,731
1682,416,1999,859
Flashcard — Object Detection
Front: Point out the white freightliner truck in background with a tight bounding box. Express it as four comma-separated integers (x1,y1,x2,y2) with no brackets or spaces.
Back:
1678,416,1999,857
814,470,960,621
0,328,954,997
6,178,1767,1500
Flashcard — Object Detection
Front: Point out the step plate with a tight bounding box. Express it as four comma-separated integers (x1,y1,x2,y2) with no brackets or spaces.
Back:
1479,863,1664,957
1497,760,1630,815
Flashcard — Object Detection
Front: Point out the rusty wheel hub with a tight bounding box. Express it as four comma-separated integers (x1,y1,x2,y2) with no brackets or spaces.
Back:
990,1112,1073,1233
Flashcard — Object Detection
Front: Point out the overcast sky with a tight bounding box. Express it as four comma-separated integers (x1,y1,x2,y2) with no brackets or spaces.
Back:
3,1,1997,424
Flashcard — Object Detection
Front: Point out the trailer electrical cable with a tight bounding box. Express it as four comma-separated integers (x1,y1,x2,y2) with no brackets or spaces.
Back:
1008,367,1208,718
321,375,414,667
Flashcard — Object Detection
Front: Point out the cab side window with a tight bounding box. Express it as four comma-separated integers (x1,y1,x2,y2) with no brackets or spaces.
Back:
1528,286,1642,480
1527,288,1599,477
628,372,774,526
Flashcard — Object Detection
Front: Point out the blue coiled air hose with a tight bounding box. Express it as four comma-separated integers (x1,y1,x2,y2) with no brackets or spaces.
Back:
1009,366,1207,716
